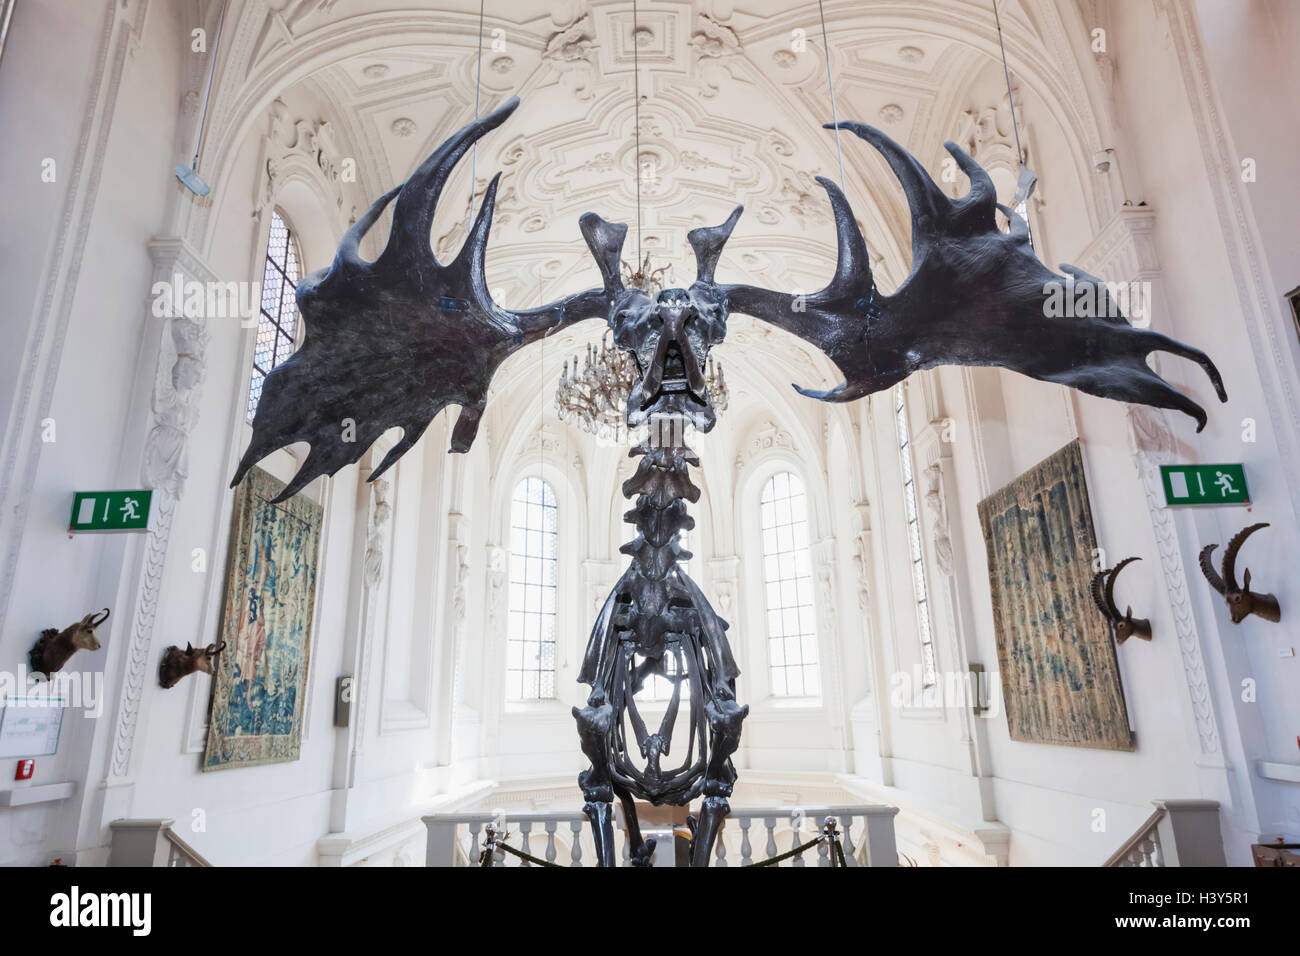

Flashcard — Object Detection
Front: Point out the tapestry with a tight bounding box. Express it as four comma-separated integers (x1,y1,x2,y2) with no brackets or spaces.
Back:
977,441,1133,750
203,466,322,770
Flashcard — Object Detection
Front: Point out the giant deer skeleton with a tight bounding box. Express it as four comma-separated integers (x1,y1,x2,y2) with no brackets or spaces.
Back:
232,96,1225,866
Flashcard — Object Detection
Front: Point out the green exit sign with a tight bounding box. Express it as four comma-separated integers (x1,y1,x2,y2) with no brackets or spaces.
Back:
1159,464,1250,507
68,490,156,533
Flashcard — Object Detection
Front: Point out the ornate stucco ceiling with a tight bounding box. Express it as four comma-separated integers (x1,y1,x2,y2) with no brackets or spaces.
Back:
204,0,1098,405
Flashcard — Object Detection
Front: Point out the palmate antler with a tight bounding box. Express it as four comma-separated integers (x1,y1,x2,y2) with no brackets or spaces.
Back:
720,123,1227,428
232,97,615,501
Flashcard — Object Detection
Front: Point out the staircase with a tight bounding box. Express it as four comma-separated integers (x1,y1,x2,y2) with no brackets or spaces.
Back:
108,819,212,867
1103,800,1226,867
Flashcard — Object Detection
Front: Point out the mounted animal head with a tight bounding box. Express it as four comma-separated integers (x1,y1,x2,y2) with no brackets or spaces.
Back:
159,641,228,689
1199,522,1281,624
1089,557,1152,643
29,608,109,677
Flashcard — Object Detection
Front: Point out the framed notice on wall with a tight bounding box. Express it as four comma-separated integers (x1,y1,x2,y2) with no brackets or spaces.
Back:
0,698,66,758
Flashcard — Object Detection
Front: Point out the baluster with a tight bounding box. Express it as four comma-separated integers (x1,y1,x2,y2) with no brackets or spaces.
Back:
1142,835,1158,867
792,825,806,867
569,820,584,867
817,830,830,868
1151,832,1165,867
715,819,727,867
519,820,533,867
545,821,558,864
739,818,753,866
467,821,482,867
840,815,857,866
764,817,777,864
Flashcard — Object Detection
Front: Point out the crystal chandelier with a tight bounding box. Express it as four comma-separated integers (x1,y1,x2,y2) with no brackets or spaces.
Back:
556,330,729,440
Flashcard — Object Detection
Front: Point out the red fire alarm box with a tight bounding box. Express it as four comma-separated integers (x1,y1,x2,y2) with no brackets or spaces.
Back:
14,759,34,781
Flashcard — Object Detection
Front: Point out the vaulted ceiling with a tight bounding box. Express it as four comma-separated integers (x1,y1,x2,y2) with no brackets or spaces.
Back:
198,0,1106,415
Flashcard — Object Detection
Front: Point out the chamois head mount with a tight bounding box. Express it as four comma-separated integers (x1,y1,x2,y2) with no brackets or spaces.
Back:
1090,557,1152,644
159,641,227,689
1199,522,1281,624
29,608,109,678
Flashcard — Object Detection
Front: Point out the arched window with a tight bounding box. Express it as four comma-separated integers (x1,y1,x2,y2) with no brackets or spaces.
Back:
894,384,937,687
507,477,557,700
248,210,301,421
759,471,821,698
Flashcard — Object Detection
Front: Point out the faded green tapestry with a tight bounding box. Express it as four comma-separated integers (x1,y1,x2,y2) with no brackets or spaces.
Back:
977,441,1133,750
203,466,322,770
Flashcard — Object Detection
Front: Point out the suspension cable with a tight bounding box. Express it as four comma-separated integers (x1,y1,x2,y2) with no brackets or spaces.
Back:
467,0,486,231
817,0,846,194
632,0,643,269
993,0,1026,178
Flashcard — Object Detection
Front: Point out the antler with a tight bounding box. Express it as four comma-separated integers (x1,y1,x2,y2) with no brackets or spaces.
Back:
721,122,1227,427
1222,521,1268,592
232,96,615,502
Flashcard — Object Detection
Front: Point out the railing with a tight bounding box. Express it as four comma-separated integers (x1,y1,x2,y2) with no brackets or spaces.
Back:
108,819,212,867
424,804,899,867
1103,800,1225,867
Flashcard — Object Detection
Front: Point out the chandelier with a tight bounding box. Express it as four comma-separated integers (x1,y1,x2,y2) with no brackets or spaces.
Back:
555,256,728,439
556,330,729,440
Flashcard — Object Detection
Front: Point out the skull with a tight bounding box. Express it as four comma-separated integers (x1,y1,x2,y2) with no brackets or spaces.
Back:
610,282,728,432
579,207,742,435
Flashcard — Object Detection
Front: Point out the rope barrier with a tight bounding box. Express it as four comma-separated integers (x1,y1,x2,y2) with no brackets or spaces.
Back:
745,833,828,867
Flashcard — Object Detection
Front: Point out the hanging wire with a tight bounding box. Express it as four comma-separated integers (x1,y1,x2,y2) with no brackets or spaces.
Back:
632,0,643,269
992,0,1025,172
190,0,227,174
467,0,487,231
817,0,846,194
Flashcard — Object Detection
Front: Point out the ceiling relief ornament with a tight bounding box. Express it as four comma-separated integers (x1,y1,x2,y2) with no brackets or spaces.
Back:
878,103,905,125
542,13,599,101
260,97,357,219
689,13,746,98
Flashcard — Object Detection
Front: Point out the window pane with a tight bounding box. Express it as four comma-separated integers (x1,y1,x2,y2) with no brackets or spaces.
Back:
247,211,301,421
759,471,822,698
507,477,558,700
895,384,936,686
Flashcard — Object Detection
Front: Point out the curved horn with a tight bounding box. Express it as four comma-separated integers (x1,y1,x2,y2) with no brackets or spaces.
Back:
1198,544,1226,595
89,608,110,627
1104,557,1141,618
1089,570,1114,621
1223,522,1268,592
687,206,743,284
